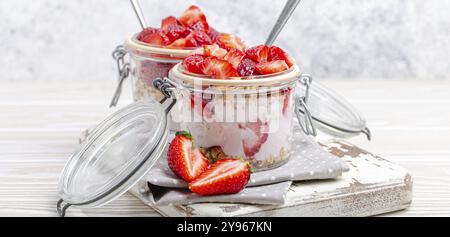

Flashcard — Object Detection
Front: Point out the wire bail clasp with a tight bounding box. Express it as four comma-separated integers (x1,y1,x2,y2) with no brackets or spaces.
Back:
110,45,131,107
295,74,317,136
153,77,177,114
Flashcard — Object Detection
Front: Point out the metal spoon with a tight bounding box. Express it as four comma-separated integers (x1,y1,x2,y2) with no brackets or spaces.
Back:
130,0,148,30
265,0,301,45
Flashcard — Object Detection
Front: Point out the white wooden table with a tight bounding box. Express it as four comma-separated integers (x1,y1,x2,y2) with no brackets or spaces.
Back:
1,79,449,217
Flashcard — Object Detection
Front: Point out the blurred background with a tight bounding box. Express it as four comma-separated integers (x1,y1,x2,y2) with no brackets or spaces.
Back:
1,0,450,82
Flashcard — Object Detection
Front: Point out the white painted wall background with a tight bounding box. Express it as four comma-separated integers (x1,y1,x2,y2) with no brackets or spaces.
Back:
1,0,450,81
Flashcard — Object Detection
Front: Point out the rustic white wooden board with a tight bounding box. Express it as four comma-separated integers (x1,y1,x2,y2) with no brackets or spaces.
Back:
151,140,412,217
0,80,449,216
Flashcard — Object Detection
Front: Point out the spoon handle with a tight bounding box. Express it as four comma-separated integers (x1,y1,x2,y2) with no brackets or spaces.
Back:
265,0,301,46
130,0,147,30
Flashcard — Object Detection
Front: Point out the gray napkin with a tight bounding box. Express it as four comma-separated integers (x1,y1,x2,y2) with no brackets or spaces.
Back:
130,125,349,206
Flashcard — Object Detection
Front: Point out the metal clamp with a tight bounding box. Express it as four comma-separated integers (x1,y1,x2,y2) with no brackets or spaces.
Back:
295,74,317,136
56,199,72,217
153,77,177,114
110,45,130,107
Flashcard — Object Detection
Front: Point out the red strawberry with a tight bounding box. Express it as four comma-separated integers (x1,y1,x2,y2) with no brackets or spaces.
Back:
164,24,190,43
224,48,246,69
179,5,209,31
182,54,207,74
217,33,246,51
203,57,239,78
189,158,251,196
269,46,296,67
237,58,258,77
189,21,209,33
167,38,187,48
245,45,269,63
239,120,269,157
185,30,213,47
161,16,182,32
167,131,209,182
207,27,220,43
203,44,228,58
255,60,289,75
138,28,170,46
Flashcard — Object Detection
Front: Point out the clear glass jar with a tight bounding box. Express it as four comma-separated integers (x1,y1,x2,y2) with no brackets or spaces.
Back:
121,35,194,102
165,64,305,171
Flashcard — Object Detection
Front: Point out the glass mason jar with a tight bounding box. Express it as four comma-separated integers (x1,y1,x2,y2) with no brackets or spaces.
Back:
110,34,194,106
159,63,312,171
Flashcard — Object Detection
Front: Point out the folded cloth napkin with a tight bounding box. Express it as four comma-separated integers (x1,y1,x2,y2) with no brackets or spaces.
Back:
130,125,349,206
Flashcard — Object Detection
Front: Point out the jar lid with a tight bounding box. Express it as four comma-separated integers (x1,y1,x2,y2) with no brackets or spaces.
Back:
57,101,169,213
295,80,371,140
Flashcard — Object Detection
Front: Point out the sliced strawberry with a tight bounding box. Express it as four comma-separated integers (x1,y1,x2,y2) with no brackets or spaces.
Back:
269,46,296,67
239,120,269,157
203,57,239,78
138,28,170,46
255,60,289,75
161,16,182,32
245,45,269,63
167,131,209,182
217,33,246,51
167,38,187,48
224,48,246,69
164,24,190,43
189,21,209,33
185,30,213,47
237,58,258,77
207,27,220,43
203,44,228,58
179,5,209,31
136,27,158,41
182,54,207,74
189,158,250,196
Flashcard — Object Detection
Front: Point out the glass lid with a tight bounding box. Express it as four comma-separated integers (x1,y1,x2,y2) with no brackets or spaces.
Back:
295,80,371,140
57,100,169,208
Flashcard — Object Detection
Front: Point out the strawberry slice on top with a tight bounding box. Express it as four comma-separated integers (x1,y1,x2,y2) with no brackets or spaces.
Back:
203,57,239,78
255,60,289,75
182,54,207,74
161,16,182,32
217,33,246,52
245,45,270,63
224,48,246,69
193,44,228,58
189,158,251,196
167,131,209,182
179,5,209,32
269,46,296,67
137,27,170,46
237,58,258,77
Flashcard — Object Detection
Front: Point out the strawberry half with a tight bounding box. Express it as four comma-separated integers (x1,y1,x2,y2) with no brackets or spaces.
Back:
237,58,258,76
167,131,209,182
255,60,289,75
224,48,246,69
189,158,251,196
239,120,269,157
245,45,269,63
203,57,239,78
179,5,209,32
217,33,246,51
185,30,213,47
268,46,296,67
163,24,190,44
182,54,207,74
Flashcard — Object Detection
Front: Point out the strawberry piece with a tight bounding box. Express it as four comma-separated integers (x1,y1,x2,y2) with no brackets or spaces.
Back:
255,60,289,75
185,30,213,47
167,38,187,48
189,21,209,33
161,16,182,32
237,58,258,76
203,44,228,58
224,48,246,69
164,24,190,43
245,45,269,63
137,28,170,46
217,33,246,51
268,46,295,67
207,27,220,43
179,5,209,31
189,158,251,196
167,131,209,182
182,54,207,74
203,57,239,78
239,120,269,157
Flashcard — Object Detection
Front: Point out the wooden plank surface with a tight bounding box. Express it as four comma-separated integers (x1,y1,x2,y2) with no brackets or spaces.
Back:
0,79,449,217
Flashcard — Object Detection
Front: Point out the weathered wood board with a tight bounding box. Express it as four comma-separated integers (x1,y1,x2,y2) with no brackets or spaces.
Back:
148,140,412,217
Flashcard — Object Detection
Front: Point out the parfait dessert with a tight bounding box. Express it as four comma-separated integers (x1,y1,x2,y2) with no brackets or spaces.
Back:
124,5,245,102
168,42,300,171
